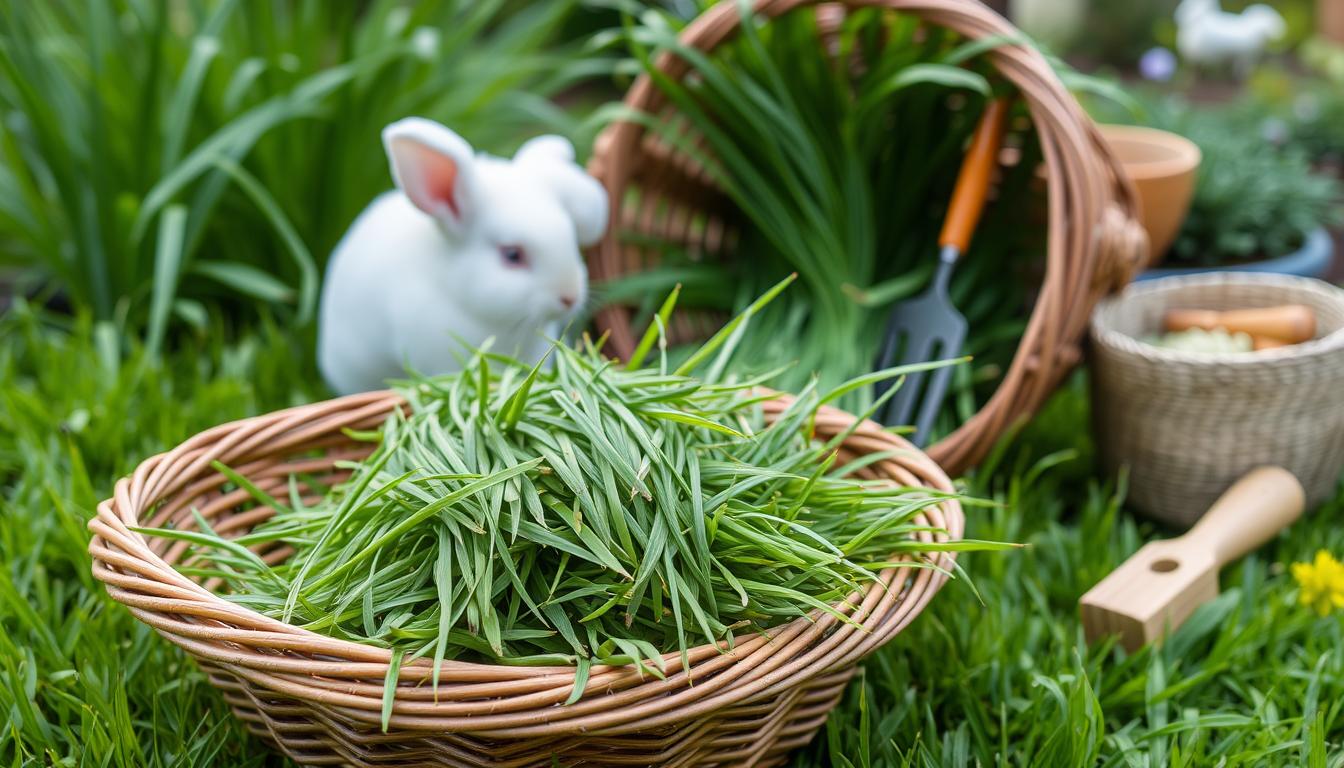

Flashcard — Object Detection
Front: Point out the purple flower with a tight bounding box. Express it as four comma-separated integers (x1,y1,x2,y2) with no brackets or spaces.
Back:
1140,47,1178,82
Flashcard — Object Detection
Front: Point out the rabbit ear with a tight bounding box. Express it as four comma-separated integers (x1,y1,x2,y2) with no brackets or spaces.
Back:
515,135,609,247
383,118,478,234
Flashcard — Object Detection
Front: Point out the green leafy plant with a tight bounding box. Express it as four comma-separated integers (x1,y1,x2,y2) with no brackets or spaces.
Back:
1281,90,1344,167
595,4,1049,433
1248,71,1344,167
1098,92,1341,267
0,0,583,350
1172,113,1339,267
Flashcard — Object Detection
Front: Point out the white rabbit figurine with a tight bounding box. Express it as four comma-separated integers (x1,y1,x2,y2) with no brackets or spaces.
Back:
318,118,608,395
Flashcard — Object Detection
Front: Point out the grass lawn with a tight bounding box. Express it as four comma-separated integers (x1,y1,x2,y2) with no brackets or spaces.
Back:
1,302,1341,767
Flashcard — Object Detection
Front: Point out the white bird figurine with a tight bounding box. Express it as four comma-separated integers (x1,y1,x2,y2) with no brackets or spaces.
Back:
1175,0,1285,77
318,119,609,396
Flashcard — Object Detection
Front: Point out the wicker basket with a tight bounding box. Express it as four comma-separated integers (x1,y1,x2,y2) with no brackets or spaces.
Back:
89,391,964,767
1090,272,1344,527
587,0,1148,478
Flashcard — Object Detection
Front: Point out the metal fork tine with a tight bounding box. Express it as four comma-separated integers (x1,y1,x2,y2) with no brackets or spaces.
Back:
882,368,922,428
873,315,910,402
872,98,1006,446
911,363,956,447
880,333,937,427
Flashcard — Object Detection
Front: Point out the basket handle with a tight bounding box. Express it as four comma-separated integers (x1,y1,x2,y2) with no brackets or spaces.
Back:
1094,203,1150,292
1085,116,1150,291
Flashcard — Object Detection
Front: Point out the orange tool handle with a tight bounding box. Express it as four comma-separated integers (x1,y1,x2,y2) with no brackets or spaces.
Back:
938,98,1010,252
1164,305,1316,344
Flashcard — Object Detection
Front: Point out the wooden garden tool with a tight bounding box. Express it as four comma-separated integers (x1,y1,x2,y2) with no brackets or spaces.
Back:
875,98,1009,446
1080,466,1304,652
1164,304,1316,344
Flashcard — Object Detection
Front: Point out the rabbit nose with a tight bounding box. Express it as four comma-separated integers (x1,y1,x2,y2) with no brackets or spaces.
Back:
559,295,576,310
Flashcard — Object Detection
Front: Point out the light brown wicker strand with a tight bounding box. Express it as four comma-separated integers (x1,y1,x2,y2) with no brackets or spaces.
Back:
1091,272,1344,526
588,0,1147,477
90,392,964,767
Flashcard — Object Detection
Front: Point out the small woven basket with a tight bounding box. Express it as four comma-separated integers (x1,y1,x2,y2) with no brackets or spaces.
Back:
89,391,963,767
588,0,1148,477
1090,272,1344,527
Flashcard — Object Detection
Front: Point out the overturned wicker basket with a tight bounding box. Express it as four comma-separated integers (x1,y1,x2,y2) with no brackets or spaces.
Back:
588,0,1147,477
89,391,964,767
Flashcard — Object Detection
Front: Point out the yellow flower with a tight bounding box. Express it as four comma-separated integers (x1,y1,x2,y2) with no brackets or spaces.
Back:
1291,550,1344,617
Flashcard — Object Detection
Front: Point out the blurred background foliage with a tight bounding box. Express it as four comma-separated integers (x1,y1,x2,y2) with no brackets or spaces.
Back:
1,0,1341,349
1013,0,1320,67
0,0,597,352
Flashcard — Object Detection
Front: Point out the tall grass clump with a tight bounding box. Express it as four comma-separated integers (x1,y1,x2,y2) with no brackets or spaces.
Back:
139,280,1006,726
0,0,584,349
0,301,322,766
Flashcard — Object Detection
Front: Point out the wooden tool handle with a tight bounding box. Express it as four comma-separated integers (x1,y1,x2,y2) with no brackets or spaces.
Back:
1182,466,1304,566
938,98,1009,252
1164,305,1316,344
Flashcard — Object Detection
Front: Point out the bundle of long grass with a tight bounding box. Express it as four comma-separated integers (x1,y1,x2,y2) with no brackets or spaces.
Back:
590,5,1046,425
141,280,999,727
588,2,1143,465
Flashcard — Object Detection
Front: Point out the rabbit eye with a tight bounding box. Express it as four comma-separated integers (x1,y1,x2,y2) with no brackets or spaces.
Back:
499,245,528,268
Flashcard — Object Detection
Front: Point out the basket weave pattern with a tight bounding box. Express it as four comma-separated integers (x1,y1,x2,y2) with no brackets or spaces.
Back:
587,0,1147,477
89,391,964,767
1091,273,1344,526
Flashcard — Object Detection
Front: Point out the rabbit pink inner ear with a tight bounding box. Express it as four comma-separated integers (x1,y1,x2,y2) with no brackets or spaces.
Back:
391,138,463,220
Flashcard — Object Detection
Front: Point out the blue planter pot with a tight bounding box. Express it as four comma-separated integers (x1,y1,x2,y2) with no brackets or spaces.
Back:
1136,226,1336,281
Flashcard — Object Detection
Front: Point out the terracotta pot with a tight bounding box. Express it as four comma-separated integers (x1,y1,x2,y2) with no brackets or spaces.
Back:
1098,124,1202,263
1322,0,1344,45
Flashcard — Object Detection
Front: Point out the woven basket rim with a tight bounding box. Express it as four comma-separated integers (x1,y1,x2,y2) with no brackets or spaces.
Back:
1091,271,1344,366
89,389,964,734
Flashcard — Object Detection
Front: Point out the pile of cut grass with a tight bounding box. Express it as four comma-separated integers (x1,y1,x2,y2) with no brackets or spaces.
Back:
142,282,995,727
